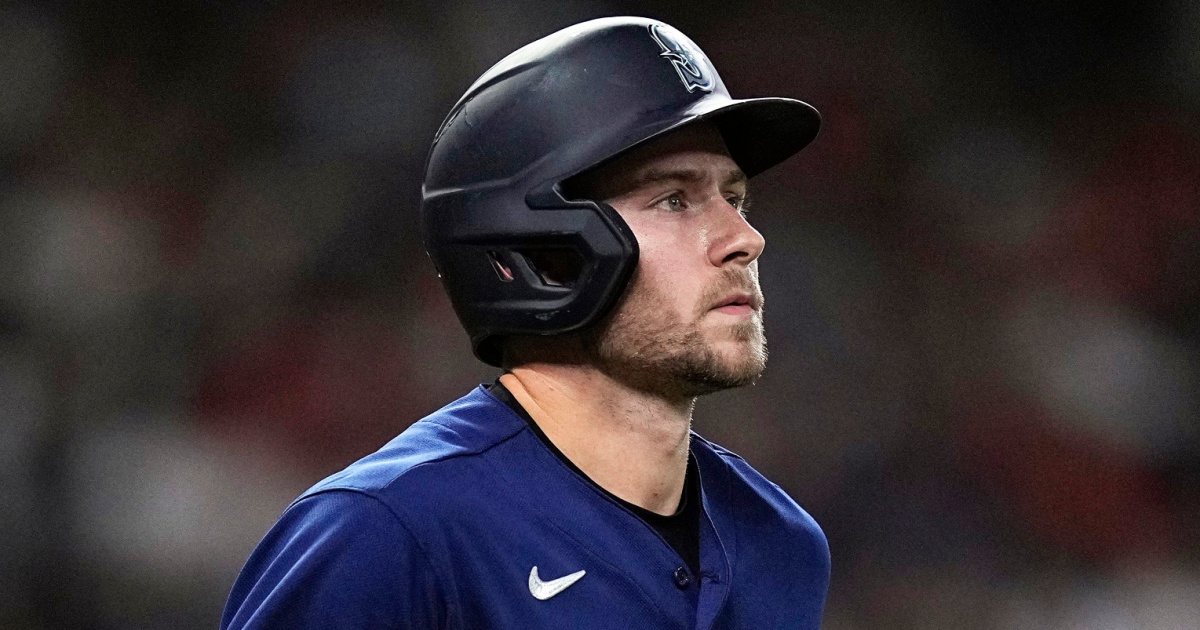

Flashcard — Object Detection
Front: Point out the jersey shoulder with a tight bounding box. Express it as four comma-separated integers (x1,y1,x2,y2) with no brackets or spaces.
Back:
692,433,827,547
223,387,530,629
300,385,528,511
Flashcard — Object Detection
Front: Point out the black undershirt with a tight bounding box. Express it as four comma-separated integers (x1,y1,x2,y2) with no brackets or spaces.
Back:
487,381,701,576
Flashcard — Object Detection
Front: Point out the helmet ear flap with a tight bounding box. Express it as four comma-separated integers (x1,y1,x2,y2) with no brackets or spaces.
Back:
447,188,637,367
482,244,588,289
516,247,587,288
523,182,640,297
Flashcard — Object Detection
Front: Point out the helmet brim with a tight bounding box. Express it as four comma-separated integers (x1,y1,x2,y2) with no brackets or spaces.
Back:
694,96,822,178
563,96,822,186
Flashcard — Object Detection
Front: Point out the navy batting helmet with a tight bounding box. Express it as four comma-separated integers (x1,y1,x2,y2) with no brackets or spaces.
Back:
421,16,820,366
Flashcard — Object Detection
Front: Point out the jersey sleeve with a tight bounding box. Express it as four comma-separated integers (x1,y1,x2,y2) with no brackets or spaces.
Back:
221,489,444,629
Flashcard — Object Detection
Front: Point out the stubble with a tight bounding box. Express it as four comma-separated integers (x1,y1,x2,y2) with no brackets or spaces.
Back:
585,265,767,399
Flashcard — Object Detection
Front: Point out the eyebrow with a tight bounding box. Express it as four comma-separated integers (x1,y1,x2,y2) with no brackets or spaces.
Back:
628,167,747,190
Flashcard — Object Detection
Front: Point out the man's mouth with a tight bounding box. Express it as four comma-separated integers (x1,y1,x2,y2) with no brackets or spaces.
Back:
710,292,758,315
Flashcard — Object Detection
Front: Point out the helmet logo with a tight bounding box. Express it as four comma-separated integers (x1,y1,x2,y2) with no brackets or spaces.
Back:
648,24,714,93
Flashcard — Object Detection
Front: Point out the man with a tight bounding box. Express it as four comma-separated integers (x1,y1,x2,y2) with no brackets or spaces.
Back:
222,16,827,629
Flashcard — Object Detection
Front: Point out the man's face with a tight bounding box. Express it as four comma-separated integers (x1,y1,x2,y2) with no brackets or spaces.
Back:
573,123,767,398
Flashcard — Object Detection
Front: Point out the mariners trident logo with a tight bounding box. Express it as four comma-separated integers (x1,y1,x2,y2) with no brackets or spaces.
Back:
648,24,714,93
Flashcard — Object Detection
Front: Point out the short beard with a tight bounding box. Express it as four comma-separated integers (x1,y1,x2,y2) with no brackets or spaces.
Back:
583,267,767,400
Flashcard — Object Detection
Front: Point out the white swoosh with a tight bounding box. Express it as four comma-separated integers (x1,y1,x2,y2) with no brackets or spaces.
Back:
528,566,586,600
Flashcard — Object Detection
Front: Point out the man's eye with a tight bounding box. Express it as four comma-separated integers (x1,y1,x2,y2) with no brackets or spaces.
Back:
661,195,686,211
728,194,752,214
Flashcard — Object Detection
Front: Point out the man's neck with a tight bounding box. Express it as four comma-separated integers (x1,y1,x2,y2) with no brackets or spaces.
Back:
499,365,694,516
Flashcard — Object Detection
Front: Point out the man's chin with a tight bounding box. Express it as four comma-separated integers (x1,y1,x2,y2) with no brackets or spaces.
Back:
676,342,767,396
708,327,767,367
595,340,765,399
675,364,763,397
588,310,767,398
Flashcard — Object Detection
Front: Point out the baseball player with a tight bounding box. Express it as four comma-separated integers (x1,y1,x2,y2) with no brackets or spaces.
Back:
222,16,828,629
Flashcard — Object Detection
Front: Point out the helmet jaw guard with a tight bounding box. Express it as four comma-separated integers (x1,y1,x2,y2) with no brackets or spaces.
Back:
420,17,820,366
422,189,638,367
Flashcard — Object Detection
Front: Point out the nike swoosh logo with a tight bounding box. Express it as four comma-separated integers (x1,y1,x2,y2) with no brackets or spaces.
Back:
528,566,586,600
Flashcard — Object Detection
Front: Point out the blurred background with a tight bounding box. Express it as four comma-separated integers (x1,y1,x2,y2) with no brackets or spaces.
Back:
1,0,1198,628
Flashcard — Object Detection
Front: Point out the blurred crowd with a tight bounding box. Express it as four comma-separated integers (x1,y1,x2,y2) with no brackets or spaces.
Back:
2,1,1198,628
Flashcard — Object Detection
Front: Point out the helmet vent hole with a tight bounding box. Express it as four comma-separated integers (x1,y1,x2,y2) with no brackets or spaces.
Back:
518,247,584,288
487,250,515,282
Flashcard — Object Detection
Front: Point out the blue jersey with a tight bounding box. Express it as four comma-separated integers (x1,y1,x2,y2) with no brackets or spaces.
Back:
221,386,829,629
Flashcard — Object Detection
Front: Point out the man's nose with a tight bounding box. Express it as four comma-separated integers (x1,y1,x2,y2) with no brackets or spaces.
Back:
708,198,765,267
